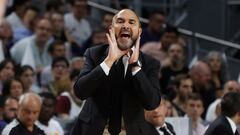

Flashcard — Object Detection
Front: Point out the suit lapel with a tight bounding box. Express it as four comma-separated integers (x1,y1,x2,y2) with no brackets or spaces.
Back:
221,115,235,134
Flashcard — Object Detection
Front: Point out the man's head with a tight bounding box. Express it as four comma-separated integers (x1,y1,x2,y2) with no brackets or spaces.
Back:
2,97,18,123
35,18,52,44
111,9,142,51
70,0,88,20
160,25,179,51
168,43,184,65
50,12,64,34
174,74,193,100
70,57,85,71
18,65,35,90
17,93,42,129
51,57,70,81
23,5,40,31
148,10,166,34
102,13,114,30
0,59,15,82
190,61,212,89
48,40,66,58
186,93,204,122
144,97,167,127
38,92,57,125
223,80,240,95
221,92,240,124
0,20,12,39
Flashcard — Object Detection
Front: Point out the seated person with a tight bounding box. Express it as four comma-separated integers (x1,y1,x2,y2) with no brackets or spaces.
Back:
144,96,176,135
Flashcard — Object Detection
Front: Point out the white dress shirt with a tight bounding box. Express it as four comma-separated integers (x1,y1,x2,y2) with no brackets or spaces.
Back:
226,116,237,134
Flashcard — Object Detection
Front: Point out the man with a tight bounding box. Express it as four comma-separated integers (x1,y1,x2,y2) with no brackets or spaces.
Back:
1,97,18,123
160,43,188,95
64,0,91,51
71,9,161,135
10,18,53,70
141,25,179,63
189,61,216,117
1,93,45,135
140,10,166,46
205,92,240,135
206,80,240,122
185,93,207,135
43,56,70,96
0,97,18,132
40,40,67,86
172,74,193,116
144,96,176,135
36,92,64,135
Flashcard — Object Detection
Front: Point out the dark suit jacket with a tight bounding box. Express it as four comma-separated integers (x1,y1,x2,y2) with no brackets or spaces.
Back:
147,122,176,135
70,45,161,135
204,115,235,135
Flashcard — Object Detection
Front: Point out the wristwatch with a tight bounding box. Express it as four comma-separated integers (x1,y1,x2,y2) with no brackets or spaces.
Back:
129,61,142,68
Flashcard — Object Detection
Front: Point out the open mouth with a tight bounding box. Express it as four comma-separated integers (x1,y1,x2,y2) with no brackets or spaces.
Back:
120,33,131,38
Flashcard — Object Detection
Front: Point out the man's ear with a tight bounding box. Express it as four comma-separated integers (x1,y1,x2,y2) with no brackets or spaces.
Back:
139,28,142,35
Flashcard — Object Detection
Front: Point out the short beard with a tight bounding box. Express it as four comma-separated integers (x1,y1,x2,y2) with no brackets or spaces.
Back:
117,38,136,51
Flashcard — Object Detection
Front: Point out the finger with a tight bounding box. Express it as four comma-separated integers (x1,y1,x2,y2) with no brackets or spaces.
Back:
106,33,113,45
135,33,141,51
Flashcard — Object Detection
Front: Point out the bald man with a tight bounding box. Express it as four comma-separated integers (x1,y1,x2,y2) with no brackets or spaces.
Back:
2,93,45,135
190,61,216,118
71,9,161,135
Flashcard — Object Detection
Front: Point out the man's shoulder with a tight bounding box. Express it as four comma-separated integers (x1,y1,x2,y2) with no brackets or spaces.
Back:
1,119,19,135
85,44,108,55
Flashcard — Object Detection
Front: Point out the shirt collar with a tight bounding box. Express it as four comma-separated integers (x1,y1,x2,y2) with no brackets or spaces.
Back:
226,116,237,134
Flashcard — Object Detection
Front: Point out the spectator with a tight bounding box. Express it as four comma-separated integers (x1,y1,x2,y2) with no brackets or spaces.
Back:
205,92,240,135
55,69,84,120
70,57,85,71
141,25,179,63
13,4,40,43
0,20,13,58
1,93,44,135
140,10,166,46
206,80,240,122
189,61,216,118
172,74,193,116
6,0,30,30
0,97,18,132
0,59,15,93
83,27,108,49
101,13,114,31
2,78,24,100
159,43,188,95
17,65,40,93
40,40,67,87
10,18,53,70
36,92,64,135
185,93,208,135
205,51,230,97
64,0,92,56
44,57,70,96
50,12,68,42
144,96,176,135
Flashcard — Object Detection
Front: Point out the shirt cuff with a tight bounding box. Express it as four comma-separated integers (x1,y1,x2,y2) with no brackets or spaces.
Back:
100,61,110,76
132,67,141,76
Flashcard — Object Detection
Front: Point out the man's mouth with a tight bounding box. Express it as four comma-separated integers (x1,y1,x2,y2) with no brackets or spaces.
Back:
120,33,131,39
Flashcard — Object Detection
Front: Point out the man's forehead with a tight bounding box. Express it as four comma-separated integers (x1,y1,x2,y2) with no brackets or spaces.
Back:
115,9,139,20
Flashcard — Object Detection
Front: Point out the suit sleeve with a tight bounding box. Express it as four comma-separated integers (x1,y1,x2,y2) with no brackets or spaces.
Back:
132,57,161,110
74,48,108,100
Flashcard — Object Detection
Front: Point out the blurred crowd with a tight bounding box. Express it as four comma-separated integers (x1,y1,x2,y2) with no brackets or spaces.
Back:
0,0,239,135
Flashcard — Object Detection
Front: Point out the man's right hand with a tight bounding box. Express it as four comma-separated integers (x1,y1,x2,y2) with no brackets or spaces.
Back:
104,28,129,68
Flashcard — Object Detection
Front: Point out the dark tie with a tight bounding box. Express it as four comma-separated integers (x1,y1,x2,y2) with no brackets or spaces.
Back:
235,130,240,135
108,57,124,135
159,126,171,135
